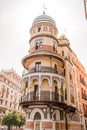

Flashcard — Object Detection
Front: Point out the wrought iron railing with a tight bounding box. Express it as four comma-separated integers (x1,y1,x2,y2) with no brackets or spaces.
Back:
19,91,65,104
22,66,64,76
82,93,87,100
84,110,87,117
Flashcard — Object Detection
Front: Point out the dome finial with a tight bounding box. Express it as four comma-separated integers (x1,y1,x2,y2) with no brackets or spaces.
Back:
43,3,47,15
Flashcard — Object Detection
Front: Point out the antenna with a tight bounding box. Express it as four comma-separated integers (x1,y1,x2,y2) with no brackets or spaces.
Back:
64,28,68,35
43,3,47,14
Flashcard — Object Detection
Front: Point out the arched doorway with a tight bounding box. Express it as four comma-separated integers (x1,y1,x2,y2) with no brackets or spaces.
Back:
52,110,60,130
30,108,44,130
34,112,41,130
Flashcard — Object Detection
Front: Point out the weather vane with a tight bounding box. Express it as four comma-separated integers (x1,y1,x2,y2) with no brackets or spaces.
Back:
43,3,47,14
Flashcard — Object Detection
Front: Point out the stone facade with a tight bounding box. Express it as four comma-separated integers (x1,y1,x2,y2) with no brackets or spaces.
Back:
20,13,87,130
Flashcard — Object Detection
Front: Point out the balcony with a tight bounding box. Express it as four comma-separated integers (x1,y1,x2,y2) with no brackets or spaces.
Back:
80,76,86,86
84,110,87,117
82,93,87,100
22,66,64,76
19,91,66,108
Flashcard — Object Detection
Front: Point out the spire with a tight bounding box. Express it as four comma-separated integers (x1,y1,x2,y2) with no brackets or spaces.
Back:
43,3,47,15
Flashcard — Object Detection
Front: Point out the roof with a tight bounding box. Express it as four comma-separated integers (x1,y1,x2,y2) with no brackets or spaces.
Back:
32,14,56,26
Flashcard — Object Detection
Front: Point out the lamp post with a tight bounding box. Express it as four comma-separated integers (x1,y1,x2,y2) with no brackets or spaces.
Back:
64,105,76,130
65,111,68,130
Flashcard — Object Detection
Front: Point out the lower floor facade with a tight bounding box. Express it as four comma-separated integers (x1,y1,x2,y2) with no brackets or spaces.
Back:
22,105,84,130
25,120,83,130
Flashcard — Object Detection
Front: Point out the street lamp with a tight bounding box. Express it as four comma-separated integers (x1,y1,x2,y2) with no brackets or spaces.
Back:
64,105,76,130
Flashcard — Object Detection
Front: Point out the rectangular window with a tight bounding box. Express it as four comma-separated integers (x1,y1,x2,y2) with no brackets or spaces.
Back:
35,42,39,50
35,62,41,71
62,50,64,57
53,44,55,51
35,41,43,50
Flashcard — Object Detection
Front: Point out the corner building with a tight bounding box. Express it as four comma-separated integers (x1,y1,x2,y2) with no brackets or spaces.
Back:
0,69,23,128
20,13,85,130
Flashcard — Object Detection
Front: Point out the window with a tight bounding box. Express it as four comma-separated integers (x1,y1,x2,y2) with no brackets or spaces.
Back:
69,73,72,80
35,42,39,50
55,86,58,100
38,27,41,32
53,113,56,120
54,64,57,71
35,38,43,50
35,41,43,50
53,44,55,51
35,62,41,71
83,104,86,110
62,51,64,57
60,110,64,120
70,86,74,103
43,27,47,31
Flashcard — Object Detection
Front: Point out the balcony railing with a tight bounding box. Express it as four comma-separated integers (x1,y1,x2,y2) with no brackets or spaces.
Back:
80,77,86,86
19,91,65,105
22,66,64,76
84,110,87,117
82,93,87,100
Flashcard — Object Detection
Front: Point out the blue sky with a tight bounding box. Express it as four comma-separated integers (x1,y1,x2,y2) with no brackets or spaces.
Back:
0,0,87,75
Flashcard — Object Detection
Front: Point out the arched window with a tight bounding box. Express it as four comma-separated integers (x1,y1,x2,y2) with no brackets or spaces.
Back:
34,112,41,120
53,113,56,120
60,110,64,120
54,64,57,71
55,86,58,100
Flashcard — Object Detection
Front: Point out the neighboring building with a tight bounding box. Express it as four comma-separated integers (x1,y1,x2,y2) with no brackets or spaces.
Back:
20,13,87,130
0,69,23,127
84,0,87,19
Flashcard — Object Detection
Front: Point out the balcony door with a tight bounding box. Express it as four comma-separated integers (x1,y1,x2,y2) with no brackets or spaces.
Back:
34,85,39,100
55,86,58,101
35,62,41,71
34,112,41,130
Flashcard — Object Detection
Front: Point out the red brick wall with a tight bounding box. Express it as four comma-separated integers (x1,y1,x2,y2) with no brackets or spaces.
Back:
25,122,34,129
42,122,52,129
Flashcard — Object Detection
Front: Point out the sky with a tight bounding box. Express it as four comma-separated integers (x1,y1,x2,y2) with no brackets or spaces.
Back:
0,0,87,76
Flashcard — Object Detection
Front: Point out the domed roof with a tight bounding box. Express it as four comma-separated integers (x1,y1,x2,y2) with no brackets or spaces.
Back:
32,14,56,26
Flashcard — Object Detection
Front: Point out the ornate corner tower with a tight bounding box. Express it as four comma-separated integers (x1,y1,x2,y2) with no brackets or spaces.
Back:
20,13,76,130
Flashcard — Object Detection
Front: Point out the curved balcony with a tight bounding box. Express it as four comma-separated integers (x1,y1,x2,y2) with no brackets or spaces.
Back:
19,91,66,109
22,66,64,76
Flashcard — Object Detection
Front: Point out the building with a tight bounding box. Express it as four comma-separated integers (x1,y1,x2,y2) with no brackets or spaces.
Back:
84,0,87,19
0,69,22,128
20,12,87,130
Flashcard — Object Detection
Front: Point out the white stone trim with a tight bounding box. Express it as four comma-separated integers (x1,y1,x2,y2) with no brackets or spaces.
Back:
30,108,44,120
